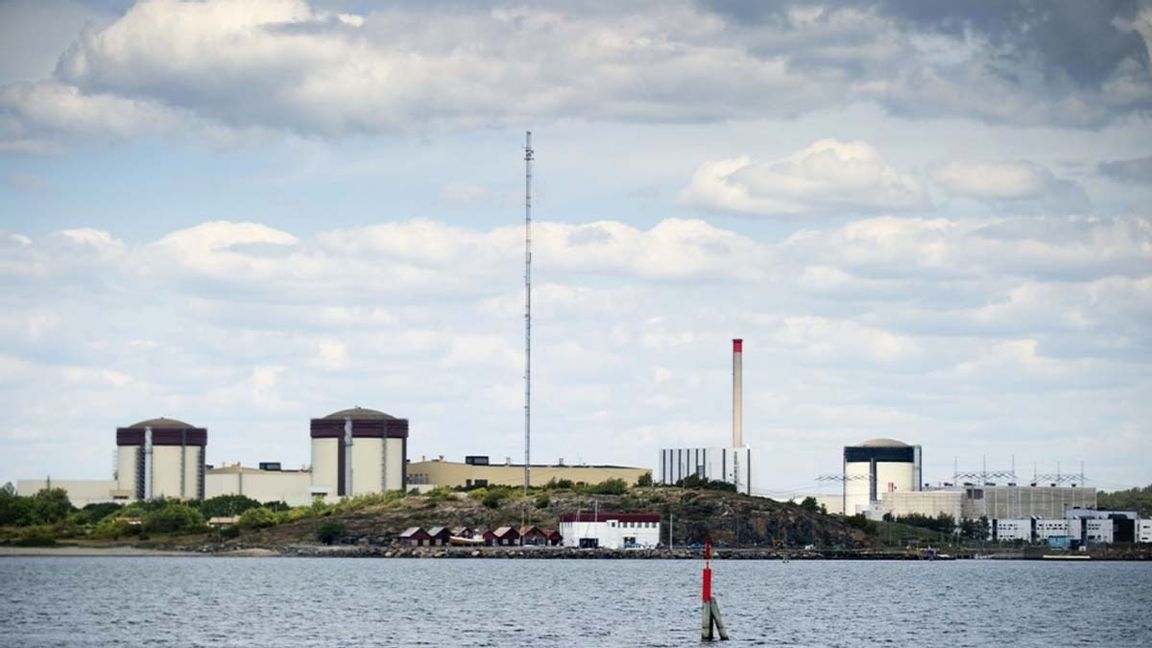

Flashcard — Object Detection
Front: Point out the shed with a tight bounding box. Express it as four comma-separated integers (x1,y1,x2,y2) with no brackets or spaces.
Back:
427,526,452,546
543,528,563,546
399,527,433,547
492,526,521,546
519,525,548,546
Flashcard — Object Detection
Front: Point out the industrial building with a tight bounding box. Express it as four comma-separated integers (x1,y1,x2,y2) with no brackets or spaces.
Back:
205,464,314,507
559,512,661,549
842,438,922,516
880,485,1097,521
658,339,757,494
658,447,755,493
406,455,649,489
116,417,207,501
310,407,408,497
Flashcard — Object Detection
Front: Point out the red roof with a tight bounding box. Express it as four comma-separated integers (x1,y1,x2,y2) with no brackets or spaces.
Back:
559,512,660,523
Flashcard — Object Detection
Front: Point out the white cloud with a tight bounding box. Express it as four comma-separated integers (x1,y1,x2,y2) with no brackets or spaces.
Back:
1,212,1149,487
681,139,926,216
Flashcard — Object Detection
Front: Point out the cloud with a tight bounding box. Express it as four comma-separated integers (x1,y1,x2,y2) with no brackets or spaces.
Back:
1099,155,1152,185
681,139,925,216
0,0,1146,149
931,159,1090,215
2,212,1150,487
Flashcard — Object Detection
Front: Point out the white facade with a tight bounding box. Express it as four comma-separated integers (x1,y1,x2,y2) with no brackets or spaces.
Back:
1036,518,1072,541
991,518,1032,542
1138,519,1152,544
206,467,314,507
1084,519,1114,544
843,439,922,517
16,479,121,507
658,446,756,495
560,514,662,549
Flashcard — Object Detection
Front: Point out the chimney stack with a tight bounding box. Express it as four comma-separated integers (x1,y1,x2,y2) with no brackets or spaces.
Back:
732,339,743,448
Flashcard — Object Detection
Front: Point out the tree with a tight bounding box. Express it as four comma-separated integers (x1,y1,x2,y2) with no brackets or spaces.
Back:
29,488,73,524
799,497,820,513
199,494,262,518
635,472,653,487
0,482,31,526
142,503,205,534
237,507,277,530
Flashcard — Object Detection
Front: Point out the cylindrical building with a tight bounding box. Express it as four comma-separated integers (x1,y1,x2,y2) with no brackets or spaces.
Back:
115,417,207,500
310,407,408,497
843,438,921,517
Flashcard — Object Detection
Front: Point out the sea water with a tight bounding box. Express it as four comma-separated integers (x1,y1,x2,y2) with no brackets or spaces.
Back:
1,557,1149,647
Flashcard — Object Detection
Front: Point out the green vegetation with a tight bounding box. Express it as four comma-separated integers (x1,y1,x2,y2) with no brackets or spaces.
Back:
635,472,653,487
142,502,205,534
237,507,278,529
197,494,263,518
673,474,737,492
316,521,346,545
1098,484,1152,516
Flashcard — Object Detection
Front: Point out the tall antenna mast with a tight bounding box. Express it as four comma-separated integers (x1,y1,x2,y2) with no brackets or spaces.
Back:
523,130,534,495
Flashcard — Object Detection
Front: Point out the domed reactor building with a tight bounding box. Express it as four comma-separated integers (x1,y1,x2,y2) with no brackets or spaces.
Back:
115,417,207,500
843,438,922,517
310,407,408,497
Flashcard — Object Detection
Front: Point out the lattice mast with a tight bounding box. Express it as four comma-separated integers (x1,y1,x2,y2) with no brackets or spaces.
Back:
523,131,534,494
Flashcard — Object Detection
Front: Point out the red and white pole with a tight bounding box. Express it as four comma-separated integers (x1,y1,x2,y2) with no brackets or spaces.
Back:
702,540,713,602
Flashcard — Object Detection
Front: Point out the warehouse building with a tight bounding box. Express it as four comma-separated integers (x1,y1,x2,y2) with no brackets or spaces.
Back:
406,455,649,489
205,463,314,507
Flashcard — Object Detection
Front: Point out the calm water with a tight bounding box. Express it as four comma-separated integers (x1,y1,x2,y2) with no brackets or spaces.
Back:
1,557,1150,647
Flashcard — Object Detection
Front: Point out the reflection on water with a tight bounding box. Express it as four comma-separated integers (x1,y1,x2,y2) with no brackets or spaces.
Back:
1,557,1150,647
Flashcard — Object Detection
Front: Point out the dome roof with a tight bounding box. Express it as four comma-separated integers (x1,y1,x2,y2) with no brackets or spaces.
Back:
858,438,909,448
126,417,197,429
323,407,396,421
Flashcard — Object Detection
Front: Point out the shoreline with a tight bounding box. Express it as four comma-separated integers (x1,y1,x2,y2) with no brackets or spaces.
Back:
3,544,1149,560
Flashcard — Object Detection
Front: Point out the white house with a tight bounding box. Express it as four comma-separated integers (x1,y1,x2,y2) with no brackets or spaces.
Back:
559,512,661,549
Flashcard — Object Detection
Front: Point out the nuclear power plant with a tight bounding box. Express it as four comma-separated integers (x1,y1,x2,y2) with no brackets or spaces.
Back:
658,339,757,494
115,417,208,501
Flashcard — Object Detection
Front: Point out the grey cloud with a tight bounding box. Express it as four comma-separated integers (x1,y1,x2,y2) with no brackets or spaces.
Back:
1099,156,1152,184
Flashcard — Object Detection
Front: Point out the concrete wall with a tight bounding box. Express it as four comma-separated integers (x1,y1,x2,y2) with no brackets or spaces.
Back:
350,437,383,496
116,446,137,494
408,459,649,489
206,468,313,507
311,438,338,495
961,486,1096,519
150,445,200,500
15,479,121,507
384,437,404,491
881,490,963,520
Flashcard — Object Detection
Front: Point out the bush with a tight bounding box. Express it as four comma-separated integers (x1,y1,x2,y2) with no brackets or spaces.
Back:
534,493,550,509
635,472,653,487
316,521,346,545
142,503,205,534
92,517,134,540
77,502,124,525
589,478,628,495
482,489,509,509
15,525,56,547
199,494,262,518
237,507,278,530
29,488,74,524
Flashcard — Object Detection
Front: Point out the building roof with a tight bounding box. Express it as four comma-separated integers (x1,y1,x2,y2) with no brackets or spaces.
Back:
125,417,197,429
492,526,519,537
559,512,661,523
857,438,909,448
322,407,397,420
399,527,430,538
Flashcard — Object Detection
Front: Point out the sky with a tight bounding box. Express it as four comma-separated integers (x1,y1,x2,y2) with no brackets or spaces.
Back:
1,0,1150,498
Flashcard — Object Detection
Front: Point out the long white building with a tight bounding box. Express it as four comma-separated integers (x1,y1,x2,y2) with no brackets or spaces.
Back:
559,512,662,549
